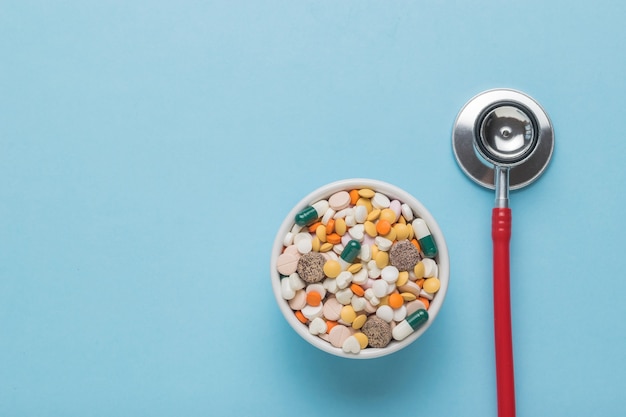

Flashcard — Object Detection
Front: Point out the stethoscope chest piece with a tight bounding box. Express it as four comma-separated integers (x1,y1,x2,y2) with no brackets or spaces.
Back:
452,89,554,190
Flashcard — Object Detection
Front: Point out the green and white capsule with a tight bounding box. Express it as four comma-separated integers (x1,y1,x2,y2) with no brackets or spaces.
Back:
392,309,429,341
412,218,437,258
294,200,330,226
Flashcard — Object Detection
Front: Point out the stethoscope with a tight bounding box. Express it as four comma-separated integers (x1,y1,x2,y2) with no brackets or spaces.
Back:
452,89,554,417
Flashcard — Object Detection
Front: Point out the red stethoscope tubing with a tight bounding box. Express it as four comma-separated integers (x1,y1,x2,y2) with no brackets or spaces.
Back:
493,208,515,417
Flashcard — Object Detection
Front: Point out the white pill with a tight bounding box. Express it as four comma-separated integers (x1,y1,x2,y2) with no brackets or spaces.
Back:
288,273,306,291
281,278,295,300
283,232,294,246
321,208,336,225
401,203,414,221
333,243,344,255
351,296,367,312
301,304,323,320
381,266,399,283
364,288,380,306
375,237,393,251
323,277,339,294
335,271,353,289
296,238,312,254
342,335,361,354
309,317,328,335
354,205,368,223
393,305,407,322
372,192,391,209
333,208,352,219
328,191,351,211
376,305,394,322
348,224,365,240
419,289,434,301
367,260,381,278
389,200,402,221
352,268,369,285
345,215,356,227
290,223,303,234
335,288,354,305
422,258,438,278
372,279,388,298
293,232,312,245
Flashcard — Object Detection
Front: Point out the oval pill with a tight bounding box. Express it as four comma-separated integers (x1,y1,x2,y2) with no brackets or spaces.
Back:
329,191,351,211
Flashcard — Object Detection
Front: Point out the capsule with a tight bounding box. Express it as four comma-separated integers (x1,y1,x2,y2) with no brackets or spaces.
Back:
412,218,437,258
340,239,361,263
392,308,429,341
294,200,330,226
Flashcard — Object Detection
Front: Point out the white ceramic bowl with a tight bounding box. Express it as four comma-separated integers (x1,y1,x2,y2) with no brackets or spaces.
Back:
270,178,449,359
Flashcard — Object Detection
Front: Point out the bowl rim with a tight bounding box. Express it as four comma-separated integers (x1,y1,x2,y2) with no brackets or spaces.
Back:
270,178,450,359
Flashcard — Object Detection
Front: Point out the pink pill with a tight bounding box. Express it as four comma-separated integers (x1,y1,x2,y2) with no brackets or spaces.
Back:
276,253,299,275
328,191,351,211
328,324,352,348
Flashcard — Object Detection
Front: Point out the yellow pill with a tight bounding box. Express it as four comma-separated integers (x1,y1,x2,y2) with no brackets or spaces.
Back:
335,218,347,236
364,221,377,237
414,261,425,279
324,260,342,278
316,225,327,242
423,277,441,293
358,188,375,198
379,295,389,306
312,236,321,252
401,292,417,301
383,228,397,242
396,271,409,287
353,332,369,349
407,223,415,240
367,209,381,222
352,314,367,330
380,208,396,223
394,223,410,241
356,197,373,213
320,242,333,252
347,263,363,274
340,305,357,324
398,215,407,225
375,251,389,269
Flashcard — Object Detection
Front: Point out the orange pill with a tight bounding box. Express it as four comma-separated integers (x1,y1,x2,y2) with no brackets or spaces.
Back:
325,218,335,235
376,219,392,235
326,233,342,245
306,291,322,307
308,221,322,233
326,320,338,332
411,238,422,251
418,297,430,310
350,283,365,297
295,310,308,324
349,189,360,205
388,293,404,309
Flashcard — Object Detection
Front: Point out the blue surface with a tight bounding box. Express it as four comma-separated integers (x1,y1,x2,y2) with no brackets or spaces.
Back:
2,1,626,416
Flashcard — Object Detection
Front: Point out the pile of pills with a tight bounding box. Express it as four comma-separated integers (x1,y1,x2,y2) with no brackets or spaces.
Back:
276,187,441,355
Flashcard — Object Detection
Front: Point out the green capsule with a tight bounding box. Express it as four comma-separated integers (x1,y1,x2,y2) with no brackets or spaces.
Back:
340,239,361,263
294,205,318,226
406,308,429,330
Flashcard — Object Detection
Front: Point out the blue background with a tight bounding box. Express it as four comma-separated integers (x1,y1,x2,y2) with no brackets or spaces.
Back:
1,1,625,416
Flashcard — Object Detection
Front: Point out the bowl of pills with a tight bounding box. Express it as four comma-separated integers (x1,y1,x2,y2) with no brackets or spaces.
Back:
271,178,449,359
